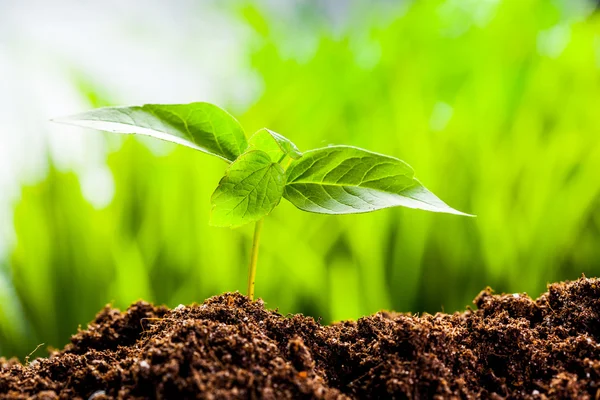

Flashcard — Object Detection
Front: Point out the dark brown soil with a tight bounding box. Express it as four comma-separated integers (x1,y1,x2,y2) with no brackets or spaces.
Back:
2,277,600,399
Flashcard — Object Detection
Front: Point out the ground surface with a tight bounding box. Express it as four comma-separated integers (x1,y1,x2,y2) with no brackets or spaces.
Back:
1,277,600,399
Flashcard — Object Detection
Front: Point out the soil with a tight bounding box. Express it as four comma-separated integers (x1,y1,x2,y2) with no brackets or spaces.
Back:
2,277,600,399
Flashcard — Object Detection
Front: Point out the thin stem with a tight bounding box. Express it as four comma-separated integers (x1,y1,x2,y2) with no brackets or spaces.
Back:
247,219,264,301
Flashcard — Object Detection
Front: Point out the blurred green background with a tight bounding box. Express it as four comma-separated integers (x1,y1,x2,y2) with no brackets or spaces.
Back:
2,0,600,359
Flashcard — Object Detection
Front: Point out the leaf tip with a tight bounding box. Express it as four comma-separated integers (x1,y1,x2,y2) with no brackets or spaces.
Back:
452,210,477,217
49,116,68,124
49,115,84,127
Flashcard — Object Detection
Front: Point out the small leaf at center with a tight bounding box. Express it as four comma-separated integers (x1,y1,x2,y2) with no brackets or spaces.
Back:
210,150,285,228
248,128,302,162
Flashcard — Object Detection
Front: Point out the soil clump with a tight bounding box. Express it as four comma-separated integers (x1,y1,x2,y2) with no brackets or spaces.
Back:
2,277,600,399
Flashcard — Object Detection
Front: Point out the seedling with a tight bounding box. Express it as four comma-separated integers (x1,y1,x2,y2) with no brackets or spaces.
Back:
54,102,472,300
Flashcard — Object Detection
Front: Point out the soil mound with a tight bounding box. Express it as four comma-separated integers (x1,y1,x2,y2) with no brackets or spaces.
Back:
2,277,600,399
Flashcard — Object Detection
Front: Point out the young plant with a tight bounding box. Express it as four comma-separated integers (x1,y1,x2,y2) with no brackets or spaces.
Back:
55,102,472,300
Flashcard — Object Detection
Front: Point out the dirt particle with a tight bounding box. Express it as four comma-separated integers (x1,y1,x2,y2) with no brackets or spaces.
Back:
88,390,107,400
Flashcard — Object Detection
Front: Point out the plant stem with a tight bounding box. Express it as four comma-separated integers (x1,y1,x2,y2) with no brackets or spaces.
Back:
247,219,264,301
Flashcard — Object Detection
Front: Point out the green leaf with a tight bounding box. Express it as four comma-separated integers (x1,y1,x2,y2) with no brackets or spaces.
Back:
248,128,302,162
284,145,472,216
54,102,248,162
210,150,285,227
